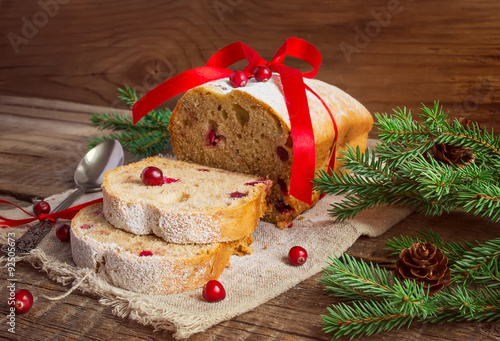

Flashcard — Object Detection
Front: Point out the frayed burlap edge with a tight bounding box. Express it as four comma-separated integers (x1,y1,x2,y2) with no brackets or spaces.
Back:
9,248,217,339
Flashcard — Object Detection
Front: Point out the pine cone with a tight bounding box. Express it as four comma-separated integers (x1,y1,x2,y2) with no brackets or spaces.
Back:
431,117,480,167
431,143,474,167
394,242,451,295
458,116,482,130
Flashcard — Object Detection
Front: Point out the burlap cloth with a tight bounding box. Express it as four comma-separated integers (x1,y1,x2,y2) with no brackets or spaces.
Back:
0,141,413,338
1,191,412,339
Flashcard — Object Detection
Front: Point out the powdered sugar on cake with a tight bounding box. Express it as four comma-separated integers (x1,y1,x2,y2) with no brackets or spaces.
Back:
202,74,363,139
102,157,271,244
70,203,253,294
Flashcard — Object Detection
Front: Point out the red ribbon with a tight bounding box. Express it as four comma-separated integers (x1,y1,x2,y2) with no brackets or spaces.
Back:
132,37,337,205
0,198,103,228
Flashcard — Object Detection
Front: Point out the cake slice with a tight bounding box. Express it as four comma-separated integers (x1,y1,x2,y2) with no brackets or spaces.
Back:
168,75,373,228
102,157,271,244
71,203,253,294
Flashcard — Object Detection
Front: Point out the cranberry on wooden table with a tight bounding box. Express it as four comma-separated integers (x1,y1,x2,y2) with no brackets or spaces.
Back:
12,289,34,314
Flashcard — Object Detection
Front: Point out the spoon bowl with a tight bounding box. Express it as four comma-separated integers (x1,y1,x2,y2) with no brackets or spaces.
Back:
74,139,124,192
7,139,124,254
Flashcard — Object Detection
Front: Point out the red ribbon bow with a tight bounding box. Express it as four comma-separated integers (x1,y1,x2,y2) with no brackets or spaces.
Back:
0,198,103,228
132,37,337,205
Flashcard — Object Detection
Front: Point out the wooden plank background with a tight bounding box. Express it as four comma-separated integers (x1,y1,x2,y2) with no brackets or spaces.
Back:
0,0,499,126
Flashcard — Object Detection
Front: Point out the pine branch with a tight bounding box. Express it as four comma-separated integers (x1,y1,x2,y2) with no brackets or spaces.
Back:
315,101,500,223
385,235,422,257
452,238,500,287
88,85,172,158
321,229,500,339
321,254,436,317
117,84,140,109
322,300,414,339
430,286,500,323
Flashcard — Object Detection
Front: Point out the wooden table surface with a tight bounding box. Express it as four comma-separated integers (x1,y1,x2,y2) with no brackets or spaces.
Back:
1,0,500,340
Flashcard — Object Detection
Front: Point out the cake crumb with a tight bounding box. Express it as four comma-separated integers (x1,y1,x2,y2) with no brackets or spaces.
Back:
263,246,267,250
298,216,305,220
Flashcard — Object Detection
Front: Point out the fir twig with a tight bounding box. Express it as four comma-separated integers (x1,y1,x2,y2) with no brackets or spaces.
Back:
321,229,500,339
320,254,436,317
452,238,500,287
313,101,500,223
88,86,172,157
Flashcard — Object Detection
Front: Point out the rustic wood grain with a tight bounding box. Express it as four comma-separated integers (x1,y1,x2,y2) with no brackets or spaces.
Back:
0,97,499,340
0,0,499,127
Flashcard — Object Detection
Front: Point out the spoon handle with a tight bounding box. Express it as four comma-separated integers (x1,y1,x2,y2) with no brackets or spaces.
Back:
3,188,86,255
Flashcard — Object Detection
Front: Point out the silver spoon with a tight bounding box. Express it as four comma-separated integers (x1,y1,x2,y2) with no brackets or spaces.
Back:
3,139,124,255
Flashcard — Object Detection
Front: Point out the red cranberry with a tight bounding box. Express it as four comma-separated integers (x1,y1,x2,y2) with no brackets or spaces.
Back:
197,168,210,172
33,200,50,216
229,70,248,88
288,246,308,266
139,250,153,257
274,200,293,215
254,65,272,82
202,280,226,302
12,289,33,314
80,223,92,229
206,129,223,147
141,166,164,186
277,177,289,196
244,179,267,186
230,191,247,198
55,224,71,242
276,146,289,162
162,178,180,184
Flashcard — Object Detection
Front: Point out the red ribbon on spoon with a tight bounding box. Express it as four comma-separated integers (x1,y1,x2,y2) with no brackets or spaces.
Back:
0,198,103,228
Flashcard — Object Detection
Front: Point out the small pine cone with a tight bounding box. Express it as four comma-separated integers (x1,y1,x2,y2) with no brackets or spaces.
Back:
431,116,482,167
458,116,482,130
431,143,474,167
394,242,451,295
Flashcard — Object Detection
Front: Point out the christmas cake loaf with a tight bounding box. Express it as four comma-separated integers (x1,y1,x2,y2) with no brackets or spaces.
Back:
102,157,271,244
71,203,253,294
169,75,373,228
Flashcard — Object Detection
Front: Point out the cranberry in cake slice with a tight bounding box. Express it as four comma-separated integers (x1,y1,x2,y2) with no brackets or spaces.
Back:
102,157,271,244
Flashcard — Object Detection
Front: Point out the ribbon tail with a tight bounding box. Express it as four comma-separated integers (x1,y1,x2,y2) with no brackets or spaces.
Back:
0,198,103,228
132,66,232,124
304,84,338,174
0,217,38,228
278,65,315,205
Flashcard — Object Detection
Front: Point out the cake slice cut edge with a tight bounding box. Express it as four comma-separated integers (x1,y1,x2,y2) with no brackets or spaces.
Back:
71,203,254,295
102,156,272,244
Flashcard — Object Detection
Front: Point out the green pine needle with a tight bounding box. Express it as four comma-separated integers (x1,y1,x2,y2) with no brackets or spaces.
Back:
313,101,500,223
88,85,172,158
321,229,500,339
